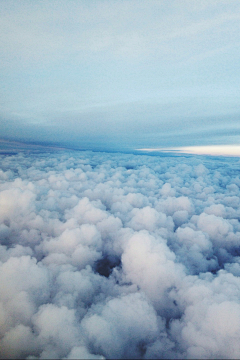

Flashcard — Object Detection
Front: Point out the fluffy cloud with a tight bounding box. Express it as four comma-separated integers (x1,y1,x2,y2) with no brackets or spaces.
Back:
1,149,240,358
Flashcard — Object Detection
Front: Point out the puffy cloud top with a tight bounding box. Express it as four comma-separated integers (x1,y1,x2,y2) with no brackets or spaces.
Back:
1,149,240,358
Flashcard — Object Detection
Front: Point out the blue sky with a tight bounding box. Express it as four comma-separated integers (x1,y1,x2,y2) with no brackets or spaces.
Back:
1,0,240,151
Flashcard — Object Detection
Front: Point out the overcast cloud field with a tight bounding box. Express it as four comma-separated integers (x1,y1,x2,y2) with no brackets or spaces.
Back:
1,149,240,359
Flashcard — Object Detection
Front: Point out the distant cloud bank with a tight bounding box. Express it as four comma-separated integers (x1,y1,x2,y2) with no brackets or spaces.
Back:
1,149,240,358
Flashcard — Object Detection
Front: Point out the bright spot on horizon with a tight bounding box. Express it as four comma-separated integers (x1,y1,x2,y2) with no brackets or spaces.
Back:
137,145,240,157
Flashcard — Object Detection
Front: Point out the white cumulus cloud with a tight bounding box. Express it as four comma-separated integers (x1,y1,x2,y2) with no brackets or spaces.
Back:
1,149,240,358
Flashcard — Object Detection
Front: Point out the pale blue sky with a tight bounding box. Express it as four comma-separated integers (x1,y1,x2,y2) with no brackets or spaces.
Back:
1,0,240,151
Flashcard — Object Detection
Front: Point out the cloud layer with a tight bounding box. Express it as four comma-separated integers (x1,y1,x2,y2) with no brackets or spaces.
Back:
1,149,240,358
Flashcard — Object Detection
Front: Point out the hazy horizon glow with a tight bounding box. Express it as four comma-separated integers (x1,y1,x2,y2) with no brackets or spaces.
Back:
138,145,240,157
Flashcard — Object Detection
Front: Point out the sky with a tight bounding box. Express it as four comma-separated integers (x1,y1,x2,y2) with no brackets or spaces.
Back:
1,0,240,152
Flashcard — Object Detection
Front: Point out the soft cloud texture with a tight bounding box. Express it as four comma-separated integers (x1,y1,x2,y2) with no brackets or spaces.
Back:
1,149,240,358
